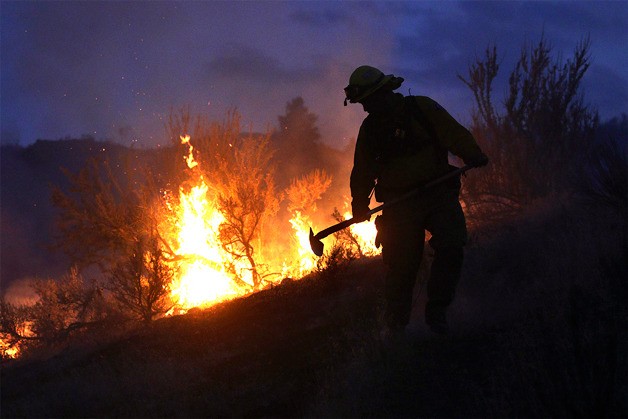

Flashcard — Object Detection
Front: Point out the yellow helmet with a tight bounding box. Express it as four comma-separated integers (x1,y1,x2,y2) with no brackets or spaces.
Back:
344,65,404,105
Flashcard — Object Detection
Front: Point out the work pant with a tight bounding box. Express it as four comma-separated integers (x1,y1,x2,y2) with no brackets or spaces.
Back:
376,186,467,328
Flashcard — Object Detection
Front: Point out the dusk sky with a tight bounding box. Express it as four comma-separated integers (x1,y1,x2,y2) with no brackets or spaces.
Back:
1,1,626,149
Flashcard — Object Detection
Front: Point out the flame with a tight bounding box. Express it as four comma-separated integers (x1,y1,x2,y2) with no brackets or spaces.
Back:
167,136,379,310
168,136,243,310
5,135,387,360
284,207,380,279
1,335,20,359
287,210,319,277
1,322,33,360
181,134,198,169
343,211,381,256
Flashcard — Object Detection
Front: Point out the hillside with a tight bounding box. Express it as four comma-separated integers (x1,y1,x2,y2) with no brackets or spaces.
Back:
2,202,626,417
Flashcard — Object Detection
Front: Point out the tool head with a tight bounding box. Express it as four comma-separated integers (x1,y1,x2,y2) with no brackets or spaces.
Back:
309,227,324,257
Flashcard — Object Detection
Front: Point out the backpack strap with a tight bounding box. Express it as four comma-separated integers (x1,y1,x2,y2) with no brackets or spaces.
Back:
403,95,440,145
371,96,441,176
404,96,463,181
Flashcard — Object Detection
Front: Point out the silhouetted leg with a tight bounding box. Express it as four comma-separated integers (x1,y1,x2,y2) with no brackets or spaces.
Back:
380,217,425,328
425,189,467,332
426,246,463,306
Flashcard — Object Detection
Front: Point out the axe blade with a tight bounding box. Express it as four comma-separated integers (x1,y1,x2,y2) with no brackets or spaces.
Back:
309,227,325,257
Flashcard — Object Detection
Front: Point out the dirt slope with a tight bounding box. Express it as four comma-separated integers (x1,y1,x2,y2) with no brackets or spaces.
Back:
2,205,626,417
1,260,385,417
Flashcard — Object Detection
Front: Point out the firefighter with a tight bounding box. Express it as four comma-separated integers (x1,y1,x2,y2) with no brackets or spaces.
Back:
345,65,488,336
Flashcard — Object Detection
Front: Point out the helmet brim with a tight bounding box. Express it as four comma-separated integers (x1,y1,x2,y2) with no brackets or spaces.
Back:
347,75,404,104
351,74,393,103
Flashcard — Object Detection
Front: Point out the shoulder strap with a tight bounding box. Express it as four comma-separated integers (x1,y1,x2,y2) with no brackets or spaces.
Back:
404,96,439,144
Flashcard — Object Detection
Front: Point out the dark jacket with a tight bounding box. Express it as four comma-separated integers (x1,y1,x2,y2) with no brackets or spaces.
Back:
350,94,484,208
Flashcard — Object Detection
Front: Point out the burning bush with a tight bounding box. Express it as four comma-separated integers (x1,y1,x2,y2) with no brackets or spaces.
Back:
2,107,381,361
107,237,177,322
1,268,108,359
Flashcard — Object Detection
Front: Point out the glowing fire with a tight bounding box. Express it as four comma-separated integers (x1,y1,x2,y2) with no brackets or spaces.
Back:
1,322,33,360
168,136,243,310
287,210,320,276
1,336,20,359
343,210,380,256
167,135,379,311
3,135,385,360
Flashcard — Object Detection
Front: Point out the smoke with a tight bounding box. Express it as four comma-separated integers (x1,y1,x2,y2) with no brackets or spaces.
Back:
2,278,37,306
1,2,395,149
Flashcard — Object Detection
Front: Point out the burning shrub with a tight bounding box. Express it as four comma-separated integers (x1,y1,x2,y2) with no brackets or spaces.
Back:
286,169,332,215
166,110,283,292
315,242,357,283
1,300,32,360
213,130,280,289
285,170,333,276
108,238,177,322
29,268,107,342
48,106,377,330
330,208,380,258
1,268,109,359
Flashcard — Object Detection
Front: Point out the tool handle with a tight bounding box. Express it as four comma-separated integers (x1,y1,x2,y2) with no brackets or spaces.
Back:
313,218,356,240
368,164,472,214
314,165,471,240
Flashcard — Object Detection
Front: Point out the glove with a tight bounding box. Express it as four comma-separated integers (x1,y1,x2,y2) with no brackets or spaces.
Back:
467,152,489,168
351,201,371,222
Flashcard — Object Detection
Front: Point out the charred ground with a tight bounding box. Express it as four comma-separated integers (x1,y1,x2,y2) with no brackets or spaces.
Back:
2,201,626,417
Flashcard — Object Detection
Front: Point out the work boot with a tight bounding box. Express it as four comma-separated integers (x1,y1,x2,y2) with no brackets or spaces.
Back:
425,303,449,335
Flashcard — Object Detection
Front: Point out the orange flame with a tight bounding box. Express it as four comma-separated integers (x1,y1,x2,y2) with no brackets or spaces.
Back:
343,210,381,256
168,136,243,310
181,134,198,169
166,135,380,312
287,210,320,276
1,322,33,360
1,336,20,359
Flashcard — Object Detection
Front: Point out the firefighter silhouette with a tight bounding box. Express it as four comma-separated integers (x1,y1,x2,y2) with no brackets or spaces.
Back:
345,65,488,336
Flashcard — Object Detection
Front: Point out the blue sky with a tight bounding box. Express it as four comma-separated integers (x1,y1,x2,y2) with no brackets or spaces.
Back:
1,1,626,148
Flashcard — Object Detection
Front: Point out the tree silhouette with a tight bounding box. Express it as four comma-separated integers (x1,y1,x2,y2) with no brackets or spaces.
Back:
52,157,178,321
108,237,176,322
458,36,598,223
272,97,323,188
577,115,627,214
